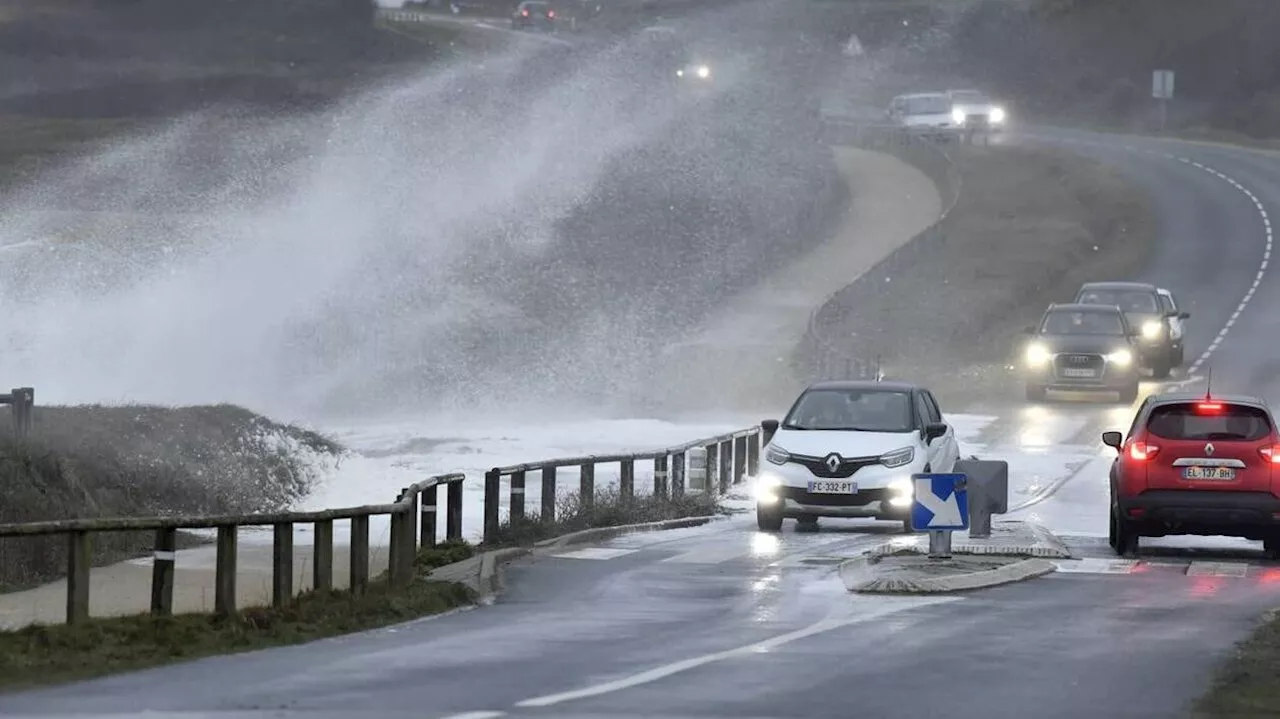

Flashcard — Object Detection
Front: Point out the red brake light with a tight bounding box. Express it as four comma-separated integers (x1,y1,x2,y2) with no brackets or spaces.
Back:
1128,441,1160,461
1260,446,1280,464
547,9,555,16
1197,402,1223,412
521,9,529,15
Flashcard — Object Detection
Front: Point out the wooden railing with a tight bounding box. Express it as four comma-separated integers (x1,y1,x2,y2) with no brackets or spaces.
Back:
480,425,774,541
0,473,465,624
0,421,783,626
0,386,34,439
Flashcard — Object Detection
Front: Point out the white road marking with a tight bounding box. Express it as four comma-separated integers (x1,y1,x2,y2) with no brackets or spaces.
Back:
1186,561,1249,578
550,547,638,561
439,712,506,719
660,545,751,564
513,595,962,708
1052,558,1138,574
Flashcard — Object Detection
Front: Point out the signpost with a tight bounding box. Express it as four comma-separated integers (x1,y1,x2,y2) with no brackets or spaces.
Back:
1152,69,1175,132
911,473,969,559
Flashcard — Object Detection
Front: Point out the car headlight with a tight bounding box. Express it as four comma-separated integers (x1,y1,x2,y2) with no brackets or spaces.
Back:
755,473,782,503
1024,343,1051,367
990,106,1006,124
1106,348,1134,366
1141,321,1164,340
888,477,914,507
880,446,914,469
695,64,710,79
951,107,966,124
765,446,790,465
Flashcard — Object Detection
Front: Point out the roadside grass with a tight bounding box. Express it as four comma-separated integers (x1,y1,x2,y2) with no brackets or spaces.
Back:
0,403,344,592
1192,608,1280,717
0,574,474,692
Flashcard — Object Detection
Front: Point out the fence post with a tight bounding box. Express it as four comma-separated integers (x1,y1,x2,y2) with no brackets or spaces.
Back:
350,515,370,595
484,469,501,543
510,469,526,520
733,435,748,484
619,460,635,499
704,444,718,496
719,440,732,494
541,466,557,524
446,478,463,541
150,527,177,616
10,387,32,440
421,483,438,549
389,490,407,588
215,525,237,616
747,430,760,477
404,491,419,577
671,453,685,496
313,519,334,592
272,522,294,606
66,530,90,624
579,463,594,508
653,455,668,498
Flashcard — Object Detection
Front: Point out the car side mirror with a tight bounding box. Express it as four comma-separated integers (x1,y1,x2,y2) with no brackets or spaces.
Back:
761,418,779,443
1178,311,1190,319
1101,431,1123,450
924,422,948,442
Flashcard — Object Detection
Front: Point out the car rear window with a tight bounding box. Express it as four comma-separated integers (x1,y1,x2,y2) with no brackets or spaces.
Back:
1146,402,1273,441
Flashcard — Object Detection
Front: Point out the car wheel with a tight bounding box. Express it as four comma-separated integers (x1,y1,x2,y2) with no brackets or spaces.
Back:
1025,384,1046,402
1150,358,1172,380
1110,497,1138,556
756,504,783,532
1118,383,1139,403
1265,535,1280,561
1173,346,1185,367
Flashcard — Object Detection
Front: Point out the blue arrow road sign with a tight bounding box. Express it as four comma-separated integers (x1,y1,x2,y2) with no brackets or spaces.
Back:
910,473,969,532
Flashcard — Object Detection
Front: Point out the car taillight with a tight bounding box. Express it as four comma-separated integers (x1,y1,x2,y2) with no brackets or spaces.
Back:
1128,441,1160,461
1260,445,1280,464
1197,402,1223,412
521,9,529,15
547,9,555,16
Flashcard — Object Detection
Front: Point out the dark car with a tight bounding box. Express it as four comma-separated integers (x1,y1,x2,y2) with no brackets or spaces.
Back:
1020,303,1142,403
1074,281,1190,378
1103,392,1280,558
511,0,555,30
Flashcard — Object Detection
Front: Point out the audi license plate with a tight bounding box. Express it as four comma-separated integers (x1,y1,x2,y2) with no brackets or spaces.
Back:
1062,368,1097,378
1183,466,1236,480
808,480,857,494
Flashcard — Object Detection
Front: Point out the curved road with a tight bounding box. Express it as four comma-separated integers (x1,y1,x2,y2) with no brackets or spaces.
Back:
6,131,1280,718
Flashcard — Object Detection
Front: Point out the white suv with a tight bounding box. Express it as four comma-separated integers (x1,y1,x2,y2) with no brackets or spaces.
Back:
754,380,962,532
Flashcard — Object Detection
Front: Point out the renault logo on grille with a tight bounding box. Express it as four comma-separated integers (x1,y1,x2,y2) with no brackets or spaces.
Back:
1205,443,1215,456
824,453,843,472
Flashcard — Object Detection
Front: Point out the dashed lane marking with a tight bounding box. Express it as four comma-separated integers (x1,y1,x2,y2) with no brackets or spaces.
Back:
1186,560,1251,578
550,547,639,561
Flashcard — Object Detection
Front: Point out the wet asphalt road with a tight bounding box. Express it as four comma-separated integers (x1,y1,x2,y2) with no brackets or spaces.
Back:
5,130,1280,717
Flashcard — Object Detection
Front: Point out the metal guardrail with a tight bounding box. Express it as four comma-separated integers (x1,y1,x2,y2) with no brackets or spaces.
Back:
803,119,964,381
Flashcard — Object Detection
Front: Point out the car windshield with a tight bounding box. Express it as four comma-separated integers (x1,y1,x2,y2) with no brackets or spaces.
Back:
951,91,987,104
1077,289,1160,314
1040,310,1126,335
904,96,949,114
782,389,914,432
1146,403,1273,441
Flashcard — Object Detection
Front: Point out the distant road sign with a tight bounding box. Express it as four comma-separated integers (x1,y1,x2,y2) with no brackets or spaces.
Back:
1153,70,1175,99
911,473,969,532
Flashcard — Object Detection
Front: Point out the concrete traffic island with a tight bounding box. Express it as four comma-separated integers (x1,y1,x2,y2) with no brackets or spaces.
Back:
839,520,1069,594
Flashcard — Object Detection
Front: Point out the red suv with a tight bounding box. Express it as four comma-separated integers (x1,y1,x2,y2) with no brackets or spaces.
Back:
1104,392,1280,558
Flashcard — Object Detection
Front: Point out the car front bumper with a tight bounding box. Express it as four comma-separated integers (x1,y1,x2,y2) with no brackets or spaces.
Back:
753,461,920,521
1023,361,1138,391
1119,489,1280,539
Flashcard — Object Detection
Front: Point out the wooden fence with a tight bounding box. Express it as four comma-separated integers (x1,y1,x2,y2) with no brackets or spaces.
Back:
0,386,34,439
0,421,780,626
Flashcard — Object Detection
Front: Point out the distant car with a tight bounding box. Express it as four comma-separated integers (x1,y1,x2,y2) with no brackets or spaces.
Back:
1074,281,1190,378
886,92,962,139
754,380,962,533
945,89,1007,131
1103,392,1280,558
511,0,555,30
1020,303,1142,403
